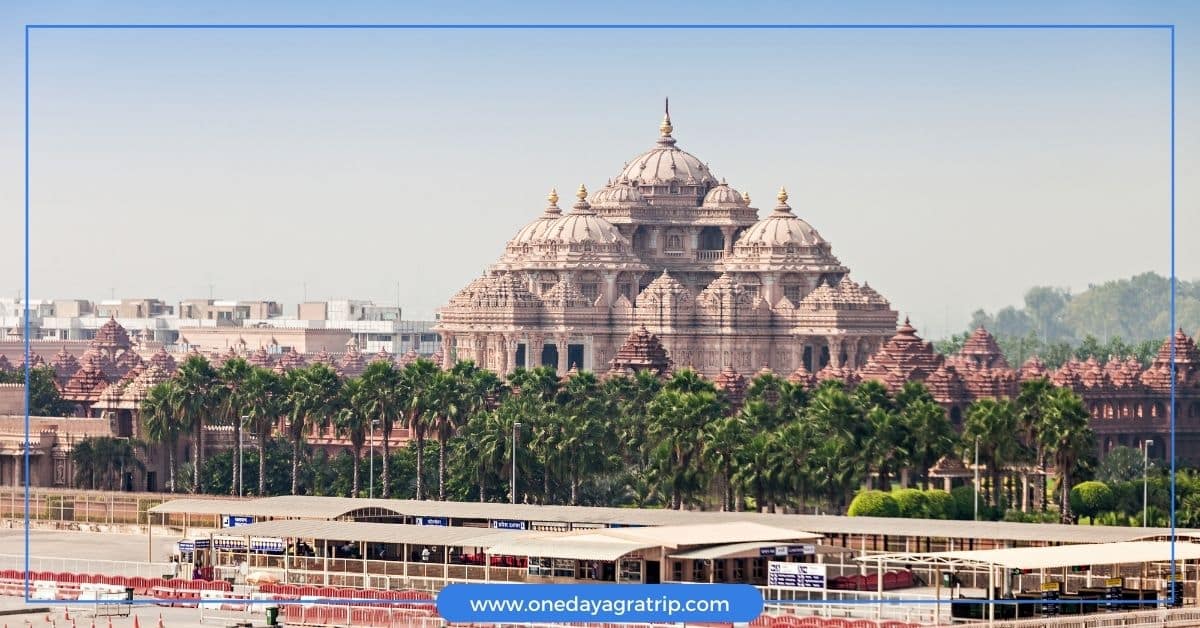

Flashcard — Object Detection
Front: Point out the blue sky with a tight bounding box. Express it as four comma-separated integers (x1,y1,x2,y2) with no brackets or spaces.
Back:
3,1,1195,339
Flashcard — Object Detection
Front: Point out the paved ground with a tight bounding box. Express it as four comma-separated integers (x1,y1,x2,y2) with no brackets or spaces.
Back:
0,530,181,565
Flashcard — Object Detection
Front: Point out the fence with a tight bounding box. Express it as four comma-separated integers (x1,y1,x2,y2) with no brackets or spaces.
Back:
0,487,232,528
984,608,1200,628
760,587,940,625
0,553,175,579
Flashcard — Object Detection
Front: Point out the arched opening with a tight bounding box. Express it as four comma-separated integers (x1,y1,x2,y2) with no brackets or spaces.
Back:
803,346,813,372
698,226,724,252
819,345,831,369
780,273,804,304
538,271,559,295
665,231,684,253
1152,402,1166,418
578,271,601,303
631,226,649,254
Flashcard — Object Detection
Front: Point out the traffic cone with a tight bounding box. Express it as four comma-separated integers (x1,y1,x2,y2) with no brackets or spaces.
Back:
131,617,139,628
105,618,111,628
156,614,163,628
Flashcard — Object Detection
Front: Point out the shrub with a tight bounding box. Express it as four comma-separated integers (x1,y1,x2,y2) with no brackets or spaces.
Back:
922,489,956,519
892,488,929,518
848,490,900,517
1070,481,1116,519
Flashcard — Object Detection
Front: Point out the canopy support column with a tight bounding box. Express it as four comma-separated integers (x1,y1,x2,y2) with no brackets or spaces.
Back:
875,557,884,620
988,565,995,621
323,539,329,586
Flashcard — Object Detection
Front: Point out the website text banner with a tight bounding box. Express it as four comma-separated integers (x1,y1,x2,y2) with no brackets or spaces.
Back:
436,583,764,624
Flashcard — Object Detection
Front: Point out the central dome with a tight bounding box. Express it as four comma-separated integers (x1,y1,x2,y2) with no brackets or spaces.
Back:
615,108,718,187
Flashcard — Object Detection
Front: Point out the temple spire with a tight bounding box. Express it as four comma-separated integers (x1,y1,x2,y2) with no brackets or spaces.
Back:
660,97,673,137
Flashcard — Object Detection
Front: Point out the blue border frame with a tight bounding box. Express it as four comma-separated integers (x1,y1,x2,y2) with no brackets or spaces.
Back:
23,22,1177,613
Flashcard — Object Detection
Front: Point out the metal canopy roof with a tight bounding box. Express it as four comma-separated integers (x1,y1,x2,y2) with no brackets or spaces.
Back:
149,495,1200,545
858,541,1200,570
670,541,789,560
201,519,539,548
486,535,653,561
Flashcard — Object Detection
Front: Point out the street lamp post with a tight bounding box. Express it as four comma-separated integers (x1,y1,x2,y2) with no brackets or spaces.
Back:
239,415,249,497
512,422,522,505
973,437,980,521
1144,439,1154,528
369,420,376,499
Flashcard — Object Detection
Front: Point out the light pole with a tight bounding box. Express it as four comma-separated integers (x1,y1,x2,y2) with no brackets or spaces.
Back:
369,419,378,499
238,415,249,497
1144,439,1154,528
512,422,522,505
973,436,980,521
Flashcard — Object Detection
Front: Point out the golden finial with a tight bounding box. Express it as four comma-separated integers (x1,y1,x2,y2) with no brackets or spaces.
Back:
547,188,559,206
777,186,789,204
576,184,588,200
659,97,673,136
743,191,751,205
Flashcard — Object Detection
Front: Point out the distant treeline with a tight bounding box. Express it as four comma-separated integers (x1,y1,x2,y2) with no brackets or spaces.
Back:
937,272,1198,369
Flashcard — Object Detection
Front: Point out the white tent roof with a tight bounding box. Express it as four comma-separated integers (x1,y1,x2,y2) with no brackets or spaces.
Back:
486,535,653,561
860,541,1200,570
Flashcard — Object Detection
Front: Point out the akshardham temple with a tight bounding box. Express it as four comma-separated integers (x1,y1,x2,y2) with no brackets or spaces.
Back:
436,105,898,377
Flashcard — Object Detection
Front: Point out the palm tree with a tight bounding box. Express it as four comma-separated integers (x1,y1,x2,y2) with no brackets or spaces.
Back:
702,415,748,511
335,377,370,497
216,357,252,495
647,388,724,509
557,370,614,505
359,360,402,498
1040,387,1095,523
71,438,100,490
399,359,440,500
805,383,868,511
903,399,956,489
140,381,182,492
284,364,341,495
172,355,218,494
963,398,1020,508
242,367,286,496
426,369,465,501
1016,377,1055,511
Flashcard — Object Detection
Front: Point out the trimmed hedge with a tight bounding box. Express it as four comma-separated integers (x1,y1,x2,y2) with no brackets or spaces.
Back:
848,490,900,517
892,488,929,518
1070,481,1115,519
923,489,957,519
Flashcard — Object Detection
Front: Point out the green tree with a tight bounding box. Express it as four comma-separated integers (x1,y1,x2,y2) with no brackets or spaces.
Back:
0,367,73,416
399,359,439,500
703,415,749,511
426,369,465,501
963,398,1020,507
1070,481,1115,519
335,377,370,497
172,355,219,494
215,357,252,495
1096,445,1150,484
140,381,182,492
892,488,928,518
359,359,403,498
242,367,286,496
1040,387,1096,523
284,364,341,495
648,388,724,509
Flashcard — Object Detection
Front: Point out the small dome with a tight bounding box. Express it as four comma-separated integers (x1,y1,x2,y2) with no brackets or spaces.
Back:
591,181,647,207
510,188,564,245
734,187,826,249
542,185,629,246
702,180,745,208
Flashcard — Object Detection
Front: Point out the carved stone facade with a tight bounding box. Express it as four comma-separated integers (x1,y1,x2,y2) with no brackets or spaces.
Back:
437,106,899,377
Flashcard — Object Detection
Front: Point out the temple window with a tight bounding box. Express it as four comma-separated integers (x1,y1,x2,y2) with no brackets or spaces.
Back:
666,234,683,251
580,283,599,301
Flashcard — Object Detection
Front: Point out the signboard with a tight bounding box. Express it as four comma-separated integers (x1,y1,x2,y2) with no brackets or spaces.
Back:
416,516,448,526
1041,582,1061,616
221,515,254,528
766,562,826,590
1104,578,1123,613
1104,578,1123,588
759,545,814,557
492,520,527,531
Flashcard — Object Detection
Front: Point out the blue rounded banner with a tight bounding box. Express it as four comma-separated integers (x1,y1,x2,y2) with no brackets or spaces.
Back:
436,583,764,623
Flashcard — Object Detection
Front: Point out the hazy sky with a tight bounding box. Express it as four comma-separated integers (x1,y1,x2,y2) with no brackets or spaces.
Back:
3,1,1196,339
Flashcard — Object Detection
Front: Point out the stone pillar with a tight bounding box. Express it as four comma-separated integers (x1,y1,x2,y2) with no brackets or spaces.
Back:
720,227,735,254
761,273,778,306
689,228,699,251
527,333,544,368
473,334,487,368
845,336,858,369
603,273,618,306
649,227,660,251
504,335,518,375
827,337,843,368
492,334,507,374
555,336,569,374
